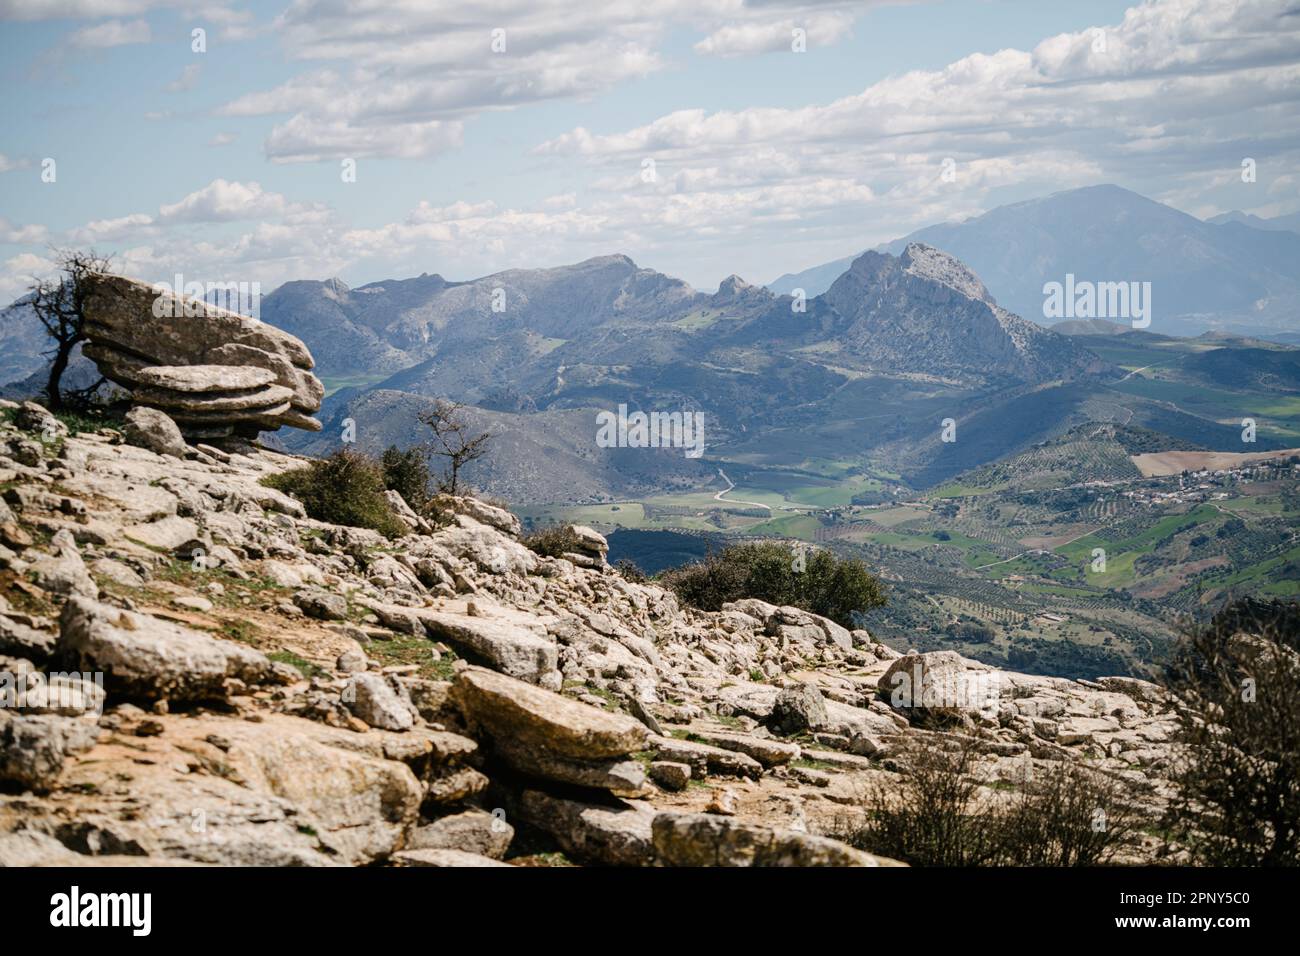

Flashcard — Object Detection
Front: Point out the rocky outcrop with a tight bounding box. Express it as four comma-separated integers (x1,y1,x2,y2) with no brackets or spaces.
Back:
0,402,1183,867
80,273,324,441
58,596,273,702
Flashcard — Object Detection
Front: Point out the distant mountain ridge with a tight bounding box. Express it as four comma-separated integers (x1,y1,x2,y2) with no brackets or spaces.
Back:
767,185,1300,339
5,184,1297,504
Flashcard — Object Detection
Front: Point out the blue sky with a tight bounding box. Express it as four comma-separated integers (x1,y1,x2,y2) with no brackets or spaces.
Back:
1,0,1297,301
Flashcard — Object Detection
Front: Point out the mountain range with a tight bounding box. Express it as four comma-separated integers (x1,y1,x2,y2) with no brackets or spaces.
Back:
768,185,1300,339
3,184,1298,503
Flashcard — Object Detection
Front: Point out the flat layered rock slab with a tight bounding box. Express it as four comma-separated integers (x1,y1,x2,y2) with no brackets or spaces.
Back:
518,790,656,866
58,595,270,701
167,401,292,424
131,383,294,413
493,737,646,793
694,729,801,767
419,607,559,687
124,514,200,551
127,364,278,393
648,734,764,779
82,274,315,370
651,812,903,867
452,666,647,762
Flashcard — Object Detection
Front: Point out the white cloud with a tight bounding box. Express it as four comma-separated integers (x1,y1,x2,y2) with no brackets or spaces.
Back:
0,154,31,173
695,11,856,57
0,1,170,19
67,212,154,243
262,113,464,164
208,131,238,146
157,179,293,222
164,62,200,92
67,17,150,47
0,217,48,243
218,0,909,162
0,252,55,306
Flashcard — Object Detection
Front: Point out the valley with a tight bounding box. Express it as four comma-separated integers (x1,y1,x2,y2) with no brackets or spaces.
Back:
522,329,1300,681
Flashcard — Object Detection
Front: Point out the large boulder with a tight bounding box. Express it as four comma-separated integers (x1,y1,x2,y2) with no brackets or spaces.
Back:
29,530,97,600
57,596,271,701
419,606,559,688
121,406,188,458
453,667,647,762
0,711,100,791
345,673,416,731
517,790,656,866
769,682,830,736
79,273,324,438
408,809,514,860
19,713,423,865
877,650,1001,717
651,813,902,867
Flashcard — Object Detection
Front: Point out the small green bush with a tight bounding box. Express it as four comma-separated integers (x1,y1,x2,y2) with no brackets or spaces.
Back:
658,541,886,628
381,445,432,511
263,448,406,537
521,524,587,558
614,558,648,584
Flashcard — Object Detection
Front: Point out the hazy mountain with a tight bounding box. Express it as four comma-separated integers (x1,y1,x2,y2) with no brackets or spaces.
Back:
1206,210,1300,233
0,296,51,386
766,256,857,300
284,243,1112,500
767,185,1300,337
259,255,701,385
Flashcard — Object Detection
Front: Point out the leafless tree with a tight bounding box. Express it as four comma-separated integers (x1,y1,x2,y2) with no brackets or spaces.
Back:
418,398,492,495
26,249,112,410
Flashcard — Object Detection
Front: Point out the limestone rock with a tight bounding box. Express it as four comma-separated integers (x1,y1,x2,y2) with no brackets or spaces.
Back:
58,596,271,701
294,588,348,621
129,365,277,392
649,761,691,791
878,650,998,717
648,734,763,779
345,673,415,731
420,607,559,688
0,711,100,791
769,683,830,736
392,848,512,867
408,809,513,859
493,736,646,792
518,790,656,866
453,666,647,762
430,494,522,537
13,401,65,438
121,406,188,458
79,273,324,439
651,813,900,867
29,531,97,599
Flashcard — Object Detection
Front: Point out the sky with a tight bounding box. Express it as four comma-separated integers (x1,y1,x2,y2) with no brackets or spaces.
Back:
1,0,1298,304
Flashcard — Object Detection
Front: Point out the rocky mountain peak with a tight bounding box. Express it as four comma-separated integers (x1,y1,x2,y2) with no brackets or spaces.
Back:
899,242,994,304
820,245,1099,385
322,277,351,300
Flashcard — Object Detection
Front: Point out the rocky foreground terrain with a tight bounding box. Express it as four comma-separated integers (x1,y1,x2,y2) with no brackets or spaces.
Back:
0,399,1181,867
